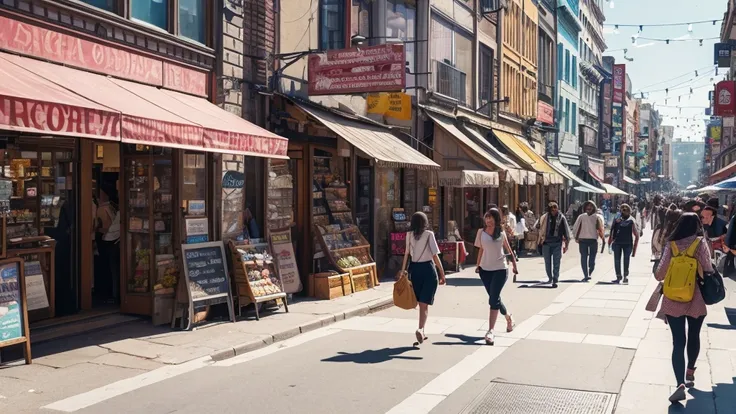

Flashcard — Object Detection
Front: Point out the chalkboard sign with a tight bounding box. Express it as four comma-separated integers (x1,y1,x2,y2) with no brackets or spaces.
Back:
181,242,235,326
0,258,31,364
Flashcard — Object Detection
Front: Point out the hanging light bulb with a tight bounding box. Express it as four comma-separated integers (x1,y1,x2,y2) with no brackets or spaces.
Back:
699,39,704,46
666,39,670,44
639,25,644,32
610,0,615,9
631,36,637,45
614,25,620,35
688,24,693,33
695,70,699,76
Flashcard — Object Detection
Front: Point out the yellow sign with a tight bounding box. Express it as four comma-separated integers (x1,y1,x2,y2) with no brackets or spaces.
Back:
367,93,412,120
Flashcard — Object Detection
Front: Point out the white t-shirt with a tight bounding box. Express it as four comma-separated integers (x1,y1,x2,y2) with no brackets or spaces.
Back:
406,230,440,263
474,229,508,271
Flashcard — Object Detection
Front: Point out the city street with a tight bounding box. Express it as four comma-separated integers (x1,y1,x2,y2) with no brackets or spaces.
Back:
2,230,734,413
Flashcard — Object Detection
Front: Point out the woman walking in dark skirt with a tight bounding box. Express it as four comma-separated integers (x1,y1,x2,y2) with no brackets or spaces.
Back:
475,208,518,345
400,212,446,344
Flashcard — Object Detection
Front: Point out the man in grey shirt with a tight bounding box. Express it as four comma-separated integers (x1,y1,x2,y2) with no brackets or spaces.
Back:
536,202,571,288
573,201,606,282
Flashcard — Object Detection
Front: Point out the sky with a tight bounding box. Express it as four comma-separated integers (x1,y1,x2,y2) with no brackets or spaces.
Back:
601,0,726,141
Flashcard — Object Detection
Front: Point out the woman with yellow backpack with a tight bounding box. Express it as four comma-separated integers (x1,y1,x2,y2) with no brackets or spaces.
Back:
654,213,714,403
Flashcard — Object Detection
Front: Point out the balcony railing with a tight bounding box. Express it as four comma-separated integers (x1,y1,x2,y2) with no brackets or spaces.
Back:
433,60,467,106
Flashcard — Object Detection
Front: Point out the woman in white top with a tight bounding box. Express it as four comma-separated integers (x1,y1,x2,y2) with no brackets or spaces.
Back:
475,208,518,345
400,212,446,344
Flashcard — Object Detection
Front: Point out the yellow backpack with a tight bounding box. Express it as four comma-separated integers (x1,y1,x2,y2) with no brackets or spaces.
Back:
663,238,702,303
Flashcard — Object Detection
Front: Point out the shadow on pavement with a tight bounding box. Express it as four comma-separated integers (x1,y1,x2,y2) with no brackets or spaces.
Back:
668,377,736,413
708,307,736,330
445,277,483,287
518,283,554,289
321,346,422,364
513,279,548,284
558,279,588,283
432,333,484,346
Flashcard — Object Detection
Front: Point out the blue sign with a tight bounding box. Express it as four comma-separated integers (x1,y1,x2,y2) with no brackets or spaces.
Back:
0,263,22,343
714,43,732,68
186,234,209,244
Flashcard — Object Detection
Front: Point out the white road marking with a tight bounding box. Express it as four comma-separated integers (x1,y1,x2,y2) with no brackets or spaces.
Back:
42,356,213,412
386,346,505,414
42,327,341,412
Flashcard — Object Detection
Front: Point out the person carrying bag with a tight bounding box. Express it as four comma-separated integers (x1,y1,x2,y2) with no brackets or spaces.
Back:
398,212,446,345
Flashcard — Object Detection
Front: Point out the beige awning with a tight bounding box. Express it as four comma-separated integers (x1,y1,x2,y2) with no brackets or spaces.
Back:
438,170,500,188
296,103,439,170
427,111,526,183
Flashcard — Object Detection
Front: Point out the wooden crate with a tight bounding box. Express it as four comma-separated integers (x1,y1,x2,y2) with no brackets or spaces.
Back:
312,272,351,300
352,273,373,293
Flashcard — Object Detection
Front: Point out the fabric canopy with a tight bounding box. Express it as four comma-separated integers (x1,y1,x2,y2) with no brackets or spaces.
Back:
437,170,500,188
297,103,438,170
493,130,564,184
710,159,736,183
601,183,629,195
0,52,288,158
0,53,120,141
427,112,520,180
623,175,639,185
548,159,604,194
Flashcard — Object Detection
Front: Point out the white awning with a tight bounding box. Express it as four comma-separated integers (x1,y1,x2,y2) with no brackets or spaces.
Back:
601,183,629,195
549,159,605,194
437,170,500,188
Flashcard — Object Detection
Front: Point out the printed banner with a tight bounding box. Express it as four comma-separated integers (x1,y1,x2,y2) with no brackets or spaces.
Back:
269,229,302,294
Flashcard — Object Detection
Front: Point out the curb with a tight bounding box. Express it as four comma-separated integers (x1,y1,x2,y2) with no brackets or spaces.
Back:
209,295,394,362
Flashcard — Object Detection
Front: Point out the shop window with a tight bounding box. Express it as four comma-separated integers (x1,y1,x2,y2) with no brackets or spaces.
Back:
80,0,116,12
182,151,207,217
221,155,266,242
374,168,401,268
267,159,294,231
131,0,168,30
320,0,346,50
179,0,206,44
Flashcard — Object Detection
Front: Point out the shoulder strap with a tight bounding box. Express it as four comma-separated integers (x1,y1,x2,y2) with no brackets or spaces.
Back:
685,238,701,257
670,241,680,256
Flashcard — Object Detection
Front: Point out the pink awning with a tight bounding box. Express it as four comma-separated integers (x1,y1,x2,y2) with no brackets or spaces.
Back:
0,53,288,158
0,53,120,141
111,78,287,158
8,54,203,150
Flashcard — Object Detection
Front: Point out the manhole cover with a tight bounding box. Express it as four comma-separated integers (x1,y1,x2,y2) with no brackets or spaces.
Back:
460,382,616,414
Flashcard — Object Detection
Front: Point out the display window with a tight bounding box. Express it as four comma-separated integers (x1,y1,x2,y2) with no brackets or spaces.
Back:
266,159,294,231
220,155,265,242
374,168,400,268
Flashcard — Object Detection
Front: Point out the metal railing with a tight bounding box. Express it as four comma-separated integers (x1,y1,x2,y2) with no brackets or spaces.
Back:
433,60,467,106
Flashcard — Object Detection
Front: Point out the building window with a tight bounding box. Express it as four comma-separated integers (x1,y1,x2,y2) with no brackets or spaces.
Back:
565,99,570,132
179,0,205,43
320,0,346,50
479,46,494,116
387,0,416,91
572,102,577,130
430,16,472,106
557,43,563,81
572,56,577,88
131,0,168,30
352,0,372,39
81,0,115,11
564,49,570,83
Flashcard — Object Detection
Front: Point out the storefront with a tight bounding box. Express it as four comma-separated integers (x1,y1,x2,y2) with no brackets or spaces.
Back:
270,96,438,286
492,130,564,214
0,13,288,325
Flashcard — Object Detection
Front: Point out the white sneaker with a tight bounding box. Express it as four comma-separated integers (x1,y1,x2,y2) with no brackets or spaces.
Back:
484,330,494,346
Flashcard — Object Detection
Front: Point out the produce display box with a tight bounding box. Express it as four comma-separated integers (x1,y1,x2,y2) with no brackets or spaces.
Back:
310,271,351,300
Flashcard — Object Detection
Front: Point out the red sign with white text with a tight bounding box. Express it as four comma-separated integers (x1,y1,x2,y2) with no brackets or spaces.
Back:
163,62,207,97
715,81,736,117
0,95,120,140
612,64,626,104
537,101,554,125
0,15,208,96
308,44,406,96
203,130,289,157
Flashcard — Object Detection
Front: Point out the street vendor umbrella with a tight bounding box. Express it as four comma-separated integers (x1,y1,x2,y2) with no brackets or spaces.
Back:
695,176,736,192
686,184,698,190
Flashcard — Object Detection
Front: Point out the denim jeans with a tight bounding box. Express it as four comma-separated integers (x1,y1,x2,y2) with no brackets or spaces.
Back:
578,239,598,279
613,244,633,278
542,242,562,282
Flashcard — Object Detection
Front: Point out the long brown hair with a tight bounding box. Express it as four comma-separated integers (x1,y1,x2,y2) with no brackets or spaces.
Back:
484,208,503,240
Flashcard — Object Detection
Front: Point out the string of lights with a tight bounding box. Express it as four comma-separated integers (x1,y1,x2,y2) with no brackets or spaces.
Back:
635,65,716,91
604,19,722,28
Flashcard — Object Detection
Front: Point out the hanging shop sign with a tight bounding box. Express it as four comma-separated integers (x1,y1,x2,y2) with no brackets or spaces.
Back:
611,105,624,151
308,44,406,96
714,43,732,68
0,16,207,96
537,101,554,125
715,81,736,117
588,158,605,181
600,125,612,153
269,228,302,294
185,218,209,244
390,231,407,256
222,170,246,189
0,258,31,364
612,64,626,104
581,125,596,148
180,242,235,327
367,92,412,120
